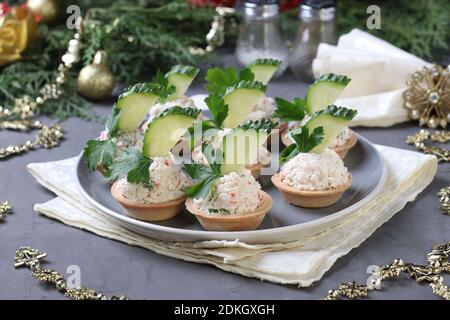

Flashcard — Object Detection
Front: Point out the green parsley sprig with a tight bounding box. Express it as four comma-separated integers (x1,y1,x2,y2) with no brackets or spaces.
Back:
280,127,324,164
107,148,154,189
273,97,307,122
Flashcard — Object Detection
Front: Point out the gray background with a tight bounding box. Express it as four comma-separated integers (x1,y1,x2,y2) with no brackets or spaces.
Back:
1,55,449,300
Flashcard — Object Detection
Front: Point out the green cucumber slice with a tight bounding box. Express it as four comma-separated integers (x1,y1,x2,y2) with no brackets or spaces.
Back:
222,81,267,128
304,105,357,153
116,83,163,132
166,65,199,100
220,128,269,174
248,58,281,85
305,73,351,114
143,106,200,157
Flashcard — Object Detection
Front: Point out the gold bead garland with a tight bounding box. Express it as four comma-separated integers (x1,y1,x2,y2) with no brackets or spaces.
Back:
325,242,450,300
406,129,450,162
0,121,63,159
0,201,12,220
403,65,450,129
438,186,450,215
14,247,128,300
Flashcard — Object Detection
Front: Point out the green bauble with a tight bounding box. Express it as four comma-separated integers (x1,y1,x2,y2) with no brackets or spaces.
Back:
77,51,116,101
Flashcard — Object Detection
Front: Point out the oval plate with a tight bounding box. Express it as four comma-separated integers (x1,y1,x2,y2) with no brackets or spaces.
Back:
76,134,386,244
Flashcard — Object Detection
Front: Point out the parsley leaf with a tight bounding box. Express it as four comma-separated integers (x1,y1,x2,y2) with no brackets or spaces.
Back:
183,143,223,199
183,162,222,199
239,68,255,82
204,94,229,129
205,67,239,96
83,139,117,172
107,148,153,189
105,106,122,138
273,97,307,122
279,127,324,163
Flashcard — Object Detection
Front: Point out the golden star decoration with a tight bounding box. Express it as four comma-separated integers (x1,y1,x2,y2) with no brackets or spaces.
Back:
404,65,450,129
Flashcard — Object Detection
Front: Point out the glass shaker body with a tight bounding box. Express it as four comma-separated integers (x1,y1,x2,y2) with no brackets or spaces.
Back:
289,6,337,82
235,3,289,77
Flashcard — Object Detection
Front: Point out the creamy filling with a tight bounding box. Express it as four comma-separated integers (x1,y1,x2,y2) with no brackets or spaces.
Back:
102,131,144,150
118,156,190,204
245,96,278,122
148,96,196,119
192,170,264,215
279,149,349,191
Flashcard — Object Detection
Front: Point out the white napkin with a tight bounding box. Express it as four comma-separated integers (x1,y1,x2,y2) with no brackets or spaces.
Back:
27,145,437,286
313,29,432,127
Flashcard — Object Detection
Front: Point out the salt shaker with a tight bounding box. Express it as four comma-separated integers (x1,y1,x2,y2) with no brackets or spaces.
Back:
235,0,289,78
289,0,337,82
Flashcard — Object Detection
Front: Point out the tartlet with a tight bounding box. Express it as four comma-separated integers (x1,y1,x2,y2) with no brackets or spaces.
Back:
282,128,358,160
185,192,272,231
271,173,352,208
111,181,186,221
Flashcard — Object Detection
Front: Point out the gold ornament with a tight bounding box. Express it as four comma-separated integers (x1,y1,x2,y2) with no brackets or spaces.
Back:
324,242,450,300
0,201,12,220
26,0,58,24
404,65,450,129
0,121,64,159
406,129,450,162
0,5,37,66
437,186,450,215
14,247,128,300
77,50,116,101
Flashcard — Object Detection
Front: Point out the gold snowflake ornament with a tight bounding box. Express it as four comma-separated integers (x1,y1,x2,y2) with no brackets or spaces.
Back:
404,65,450,129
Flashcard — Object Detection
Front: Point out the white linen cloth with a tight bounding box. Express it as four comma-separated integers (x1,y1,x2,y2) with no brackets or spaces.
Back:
312,29,432,127
28,145,437,286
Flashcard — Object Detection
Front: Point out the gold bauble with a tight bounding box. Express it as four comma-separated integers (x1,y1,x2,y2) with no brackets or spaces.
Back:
77,51,116,101
27,0,58,24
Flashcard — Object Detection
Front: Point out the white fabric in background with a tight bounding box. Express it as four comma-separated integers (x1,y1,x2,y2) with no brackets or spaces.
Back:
27,145,437,286
312,29,432,127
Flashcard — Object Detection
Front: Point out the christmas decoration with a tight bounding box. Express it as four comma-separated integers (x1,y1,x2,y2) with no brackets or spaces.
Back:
404,65,450,129
0,201,11,220
438,186,450,215
0,0,237,121
406,130,450,162
325,241,450,300
14,247,128,300
0,4,37,66
77,50,115,101
26,0,59,24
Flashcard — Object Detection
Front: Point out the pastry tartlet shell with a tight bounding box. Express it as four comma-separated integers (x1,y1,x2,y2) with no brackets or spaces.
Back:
111,181,186,222
185,191,272,231
271,173,352,208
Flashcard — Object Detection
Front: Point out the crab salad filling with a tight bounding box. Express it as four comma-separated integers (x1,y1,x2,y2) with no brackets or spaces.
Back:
279,148,349,191
192,170,264,215
118,156,190,204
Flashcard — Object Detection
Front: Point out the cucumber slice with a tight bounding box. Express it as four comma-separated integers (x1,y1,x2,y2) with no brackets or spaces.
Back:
166,65,199,100
222,81,266,128
220,127,269,174
305,73,351,114
143,106,200,157
304,105,357,153
248,58,281,85
116,83,163,132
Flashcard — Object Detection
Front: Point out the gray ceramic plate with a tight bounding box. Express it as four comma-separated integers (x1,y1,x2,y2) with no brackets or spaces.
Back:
76,134,386,244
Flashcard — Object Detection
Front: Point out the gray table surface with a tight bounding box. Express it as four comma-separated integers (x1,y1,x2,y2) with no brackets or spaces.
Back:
1,59,449,300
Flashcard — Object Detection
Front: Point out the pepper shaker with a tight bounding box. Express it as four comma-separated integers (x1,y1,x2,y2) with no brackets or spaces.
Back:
235,0,289,78
289,0,337,82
